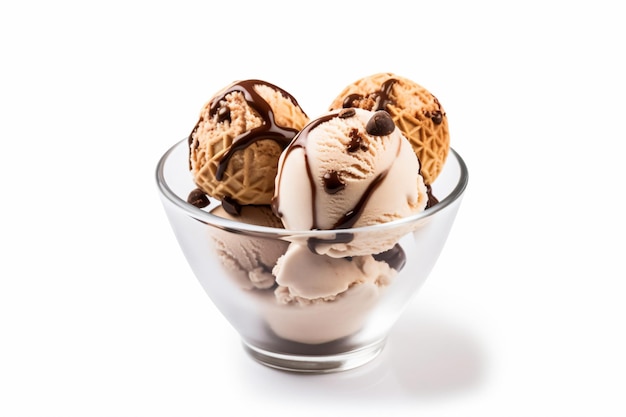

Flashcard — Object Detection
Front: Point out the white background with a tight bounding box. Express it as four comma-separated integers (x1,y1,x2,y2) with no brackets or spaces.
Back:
1,1,625,416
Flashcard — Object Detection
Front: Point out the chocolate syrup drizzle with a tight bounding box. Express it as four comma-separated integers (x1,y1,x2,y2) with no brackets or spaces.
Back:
341,78,397,112
188,80,305,181
373,243,406,271
272,112,336,229
330,171,388,230
340,77,444,126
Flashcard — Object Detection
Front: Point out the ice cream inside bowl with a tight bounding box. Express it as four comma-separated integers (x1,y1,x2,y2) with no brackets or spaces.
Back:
156,134,468,373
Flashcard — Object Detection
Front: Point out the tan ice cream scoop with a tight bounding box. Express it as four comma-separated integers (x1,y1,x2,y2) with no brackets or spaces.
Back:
329,73,449,185
189,80,309,207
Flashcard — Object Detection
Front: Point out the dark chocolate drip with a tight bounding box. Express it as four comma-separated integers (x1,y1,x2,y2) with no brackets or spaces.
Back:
342,93,362,109
425,184,439,209
272,112,338,228
188,123,198,150
373,244,406,271
204,80,304,181
417,163,439,208
187,118,203,170
217,106,231,123
273,110,357,252
331,171,387,230
373,78,397,111
306,232,354,254
341,78,398,112
330,125,403,229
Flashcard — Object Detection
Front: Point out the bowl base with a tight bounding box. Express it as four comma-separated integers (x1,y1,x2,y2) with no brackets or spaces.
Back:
241,338,386,373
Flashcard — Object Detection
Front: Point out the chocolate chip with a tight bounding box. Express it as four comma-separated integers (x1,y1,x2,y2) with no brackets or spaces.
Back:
323,171,345,194
187,188,210,208
342,94,362,109
221,195,242,216
217,106,231,123
431,110,443,125
339,108,356,118
365,110,395,136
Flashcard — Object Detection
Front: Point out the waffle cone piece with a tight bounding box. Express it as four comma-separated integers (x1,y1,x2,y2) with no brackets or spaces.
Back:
329,73,449,185
189,80,309,206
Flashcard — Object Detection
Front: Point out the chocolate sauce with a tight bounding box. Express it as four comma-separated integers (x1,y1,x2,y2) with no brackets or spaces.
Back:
187,118,203,170
306,232,353,254
373,79,398,111
323,171,345,194
217,106,231,123
342,93,362,109
273,111,358,252
331,171,387,230
272,112,338,226
188,80,305,182
373,244,406,271
211,80,304,181
341,78,398,112
340,78,446,127
425,184,439,209
188,117,202,150
418,164,440,208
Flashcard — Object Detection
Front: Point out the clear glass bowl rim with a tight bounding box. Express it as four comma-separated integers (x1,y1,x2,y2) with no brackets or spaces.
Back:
156,138,469,238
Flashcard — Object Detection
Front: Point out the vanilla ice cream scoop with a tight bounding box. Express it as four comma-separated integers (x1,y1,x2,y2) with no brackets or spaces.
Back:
272,108,427,257
263,242,405,344
210,205,288,290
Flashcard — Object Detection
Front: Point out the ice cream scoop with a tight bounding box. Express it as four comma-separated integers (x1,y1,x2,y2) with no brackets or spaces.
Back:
329,73,449,185
272,107,427,257
210,205,287,290
189,80,309,208
264,242,404,344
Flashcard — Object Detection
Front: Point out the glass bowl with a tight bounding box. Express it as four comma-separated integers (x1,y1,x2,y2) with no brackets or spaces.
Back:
156,138,468,373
